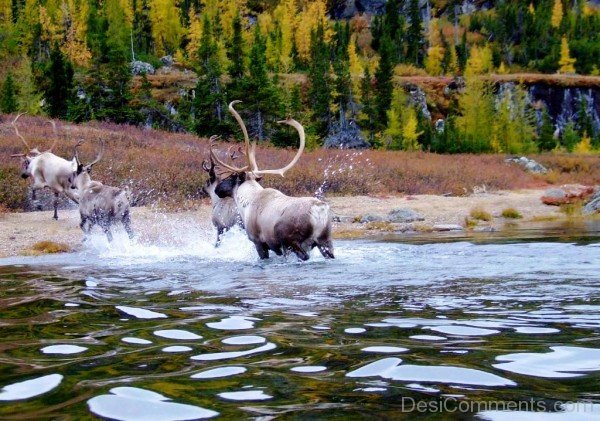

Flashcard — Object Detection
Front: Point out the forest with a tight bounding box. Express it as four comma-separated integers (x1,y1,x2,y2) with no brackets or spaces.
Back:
0,0,599,154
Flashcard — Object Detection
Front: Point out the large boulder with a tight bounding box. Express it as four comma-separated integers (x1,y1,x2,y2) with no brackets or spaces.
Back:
387,208,425,223
583,188,600,214
505,156,548,174
324,118,370,149
131,60,155,75
541,184,595,206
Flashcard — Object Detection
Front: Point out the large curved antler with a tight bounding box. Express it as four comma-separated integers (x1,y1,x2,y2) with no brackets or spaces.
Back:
12,112,30,150
73,140,84,165
46,120,58,152
87,139,105,168
252,118,305,177
228,101,259,173
209,135,249,173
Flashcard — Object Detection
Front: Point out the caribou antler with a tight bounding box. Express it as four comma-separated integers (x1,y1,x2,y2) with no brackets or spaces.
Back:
87,139,105,168
12,112,30,150
209,134,249,173
251,118,305,177
46,120,58,152
228,101,259,173
73,140,84,165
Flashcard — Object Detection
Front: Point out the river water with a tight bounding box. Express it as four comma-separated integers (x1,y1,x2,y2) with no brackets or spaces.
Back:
0,223,599,419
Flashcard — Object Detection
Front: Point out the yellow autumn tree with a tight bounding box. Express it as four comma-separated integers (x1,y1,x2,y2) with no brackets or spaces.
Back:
185,6,203,63
558,37,576,74
402,108,422,151
273,0,296,72
574,133,592,153
294,0,328,63
61,0,92,66
150,0,183,56
465,44,493,76
551,0,563,29
425,46,444,76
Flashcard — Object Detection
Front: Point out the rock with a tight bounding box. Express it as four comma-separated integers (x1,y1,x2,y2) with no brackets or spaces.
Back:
331,0,388,19
160,55,174,67
435,119,445,133
360,214,384,223
432,224,464,232
387,208,424,223
583,188,600,214
505,156,548,174
541,184,595,206
324,118,370,149
131,60,155,75
406,84,431,120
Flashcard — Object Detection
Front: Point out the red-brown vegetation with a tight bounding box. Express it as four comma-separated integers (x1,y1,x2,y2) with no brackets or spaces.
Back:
1,115,599,211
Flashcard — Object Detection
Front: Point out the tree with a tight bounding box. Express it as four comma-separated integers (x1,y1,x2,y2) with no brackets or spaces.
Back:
149,0,183,55
406,0,423,66
537,108,557,151
44,42,74,118
561,121,580,152
558,36,576,73
239,24,280,141
307,22,331,138
227,13,244,79
465,44,493,76
133,0,153,56
551,0,563,29
0,72,18,113
359,67,376,143
402,107,422,151
457,77,495,152
425,46,444,75
374,35,394,128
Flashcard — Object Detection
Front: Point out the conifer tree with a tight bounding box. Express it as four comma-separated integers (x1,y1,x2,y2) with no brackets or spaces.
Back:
551,0,563,29
132,0,153,56
406,0,423,66
359,67,376,143
44,42,74,118
308,22,332,138
0,72,18,113
374,35,394,128
457,77,495,152
558,37,576,73
240,24,280,141
537,108,557,151
193,14,227,136
228,14,244,79
561,121,580,152
425,46,444,75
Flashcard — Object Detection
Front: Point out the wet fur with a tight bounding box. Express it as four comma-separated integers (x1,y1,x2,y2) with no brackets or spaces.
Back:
216,174,334,261
72,169,133,242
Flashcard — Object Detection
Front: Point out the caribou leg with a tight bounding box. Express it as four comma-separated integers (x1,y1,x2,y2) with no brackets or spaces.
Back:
290,243,310,261
122,211,134,239
255,242,270,259
53,192,59,220
215,227,225,247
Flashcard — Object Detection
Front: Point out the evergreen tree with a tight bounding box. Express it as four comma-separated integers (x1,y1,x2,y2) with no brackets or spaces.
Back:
537,108,557,151
558,36,576,73
307,22,332,138
194,15,227,136
240,25,280,141
228,14,245,79
359,67,376,144
44,43,74,118
561,121,580,152
132,0,153,56
0,72,18,113
374,35,394,128
406,0,423,66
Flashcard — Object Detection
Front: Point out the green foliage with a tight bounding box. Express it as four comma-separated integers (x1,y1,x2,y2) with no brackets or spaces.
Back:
561,121,580,152
43,43,74,119
538,108,557,151
0,72,18,113
406,0,423,66
374,35,394,129
308,22,332,139
456,77,495,152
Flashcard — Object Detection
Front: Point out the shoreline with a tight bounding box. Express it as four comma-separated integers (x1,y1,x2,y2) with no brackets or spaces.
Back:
0,189,591,259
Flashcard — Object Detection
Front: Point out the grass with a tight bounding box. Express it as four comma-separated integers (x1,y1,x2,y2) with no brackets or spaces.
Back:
365,221,396,231
25,241,71,255
560,202,584,217
1,115,600,211
464,217,478,228
501,207,523,219
470,207,493,221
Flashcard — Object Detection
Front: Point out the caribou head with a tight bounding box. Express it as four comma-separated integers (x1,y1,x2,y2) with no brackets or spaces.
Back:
69,139,104,191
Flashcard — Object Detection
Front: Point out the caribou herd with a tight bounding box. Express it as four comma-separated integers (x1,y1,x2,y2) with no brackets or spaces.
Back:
8,102,334,261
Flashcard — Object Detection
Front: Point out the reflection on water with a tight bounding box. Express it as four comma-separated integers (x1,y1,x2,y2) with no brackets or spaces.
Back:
0,225,599,419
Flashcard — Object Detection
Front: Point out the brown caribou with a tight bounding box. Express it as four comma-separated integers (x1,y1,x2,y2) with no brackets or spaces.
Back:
69,140,134,242
211,101,334,261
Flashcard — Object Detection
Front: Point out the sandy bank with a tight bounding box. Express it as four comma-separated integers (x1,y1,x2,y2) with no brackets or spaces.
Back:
0,189,567,258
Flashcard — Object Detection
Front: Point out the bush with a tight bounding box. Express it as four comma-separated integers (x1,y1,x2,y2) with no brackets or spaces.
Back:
501,207,522,219
470,207,492,221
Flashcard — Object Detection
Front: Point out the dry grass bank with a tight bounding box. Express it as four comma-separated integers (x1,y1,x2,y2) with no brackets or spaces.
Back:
1,115,599,212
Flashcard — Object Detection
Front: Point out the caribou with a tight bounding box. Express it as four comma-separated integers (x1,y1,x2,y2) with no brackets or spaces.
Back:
202,136,243,246
211,101,334,261
69,140,134,242
10,113,80,219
